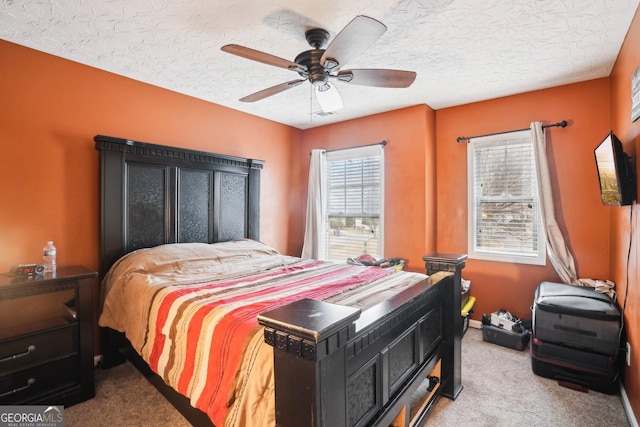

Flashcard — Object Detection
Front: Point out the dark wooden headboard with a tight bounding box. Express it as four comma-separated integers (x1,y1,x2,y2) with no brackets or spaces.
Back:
95,135,264,280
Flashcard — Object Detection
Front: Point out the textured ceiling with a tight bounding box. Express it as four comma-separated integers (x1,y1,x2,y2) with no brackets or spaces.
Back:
2,0,638,129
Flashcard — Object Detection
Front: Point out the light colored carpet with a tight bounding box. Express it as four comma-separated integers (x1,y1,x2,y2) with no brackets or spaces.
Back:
65,359,191,427
64,327,630,426
427,327,630,427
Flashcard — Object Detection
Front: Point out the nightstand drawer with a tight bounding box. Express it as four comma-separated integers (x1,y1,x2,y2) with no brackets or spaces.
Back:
0,356,80,404
0,266,96,407
0,325,77,373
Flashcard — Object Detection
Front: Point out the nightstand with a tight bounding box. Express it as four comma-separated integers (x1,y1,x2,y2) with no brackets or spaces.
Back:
0,266,96,406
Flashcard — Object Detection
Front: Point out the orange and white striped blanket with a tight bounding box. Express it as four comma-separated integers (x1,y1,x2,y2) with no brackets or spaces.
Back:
98,239,427,426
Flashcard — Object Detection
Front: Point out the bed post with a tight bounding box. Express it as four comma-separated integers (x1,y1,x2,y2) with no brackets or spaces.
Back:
422,252,467,400
258,299,361,427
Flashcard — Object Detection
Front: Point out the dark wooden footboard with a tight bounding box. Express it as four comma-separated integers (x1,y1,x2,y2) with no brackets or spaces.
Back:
258,254,466,427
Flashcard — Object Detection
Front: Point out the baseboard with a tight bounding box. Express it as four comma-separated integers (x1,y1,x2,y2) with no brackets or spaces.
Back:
469,319,482,329
621,383,639,427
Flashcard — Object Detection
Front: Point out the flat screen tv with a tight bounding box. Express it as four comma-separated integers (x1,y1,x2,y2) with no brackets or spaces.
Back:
594,131,636,206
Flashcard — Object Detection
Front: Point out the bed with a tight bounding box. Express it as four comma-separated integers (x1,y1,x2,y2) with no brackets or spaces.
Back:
95,135,466,427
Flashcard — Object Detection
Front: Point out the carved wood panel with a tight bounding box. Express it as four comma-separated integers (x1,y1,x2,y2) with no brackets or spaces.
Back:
217,171,248,241
179,168,213,243
126,163,168,252
347,356,378,426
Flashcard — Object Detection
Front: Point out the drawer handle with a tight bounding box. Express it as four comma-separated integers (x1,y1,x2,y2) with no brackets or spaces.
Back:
0,345,36,363
0,378,36,398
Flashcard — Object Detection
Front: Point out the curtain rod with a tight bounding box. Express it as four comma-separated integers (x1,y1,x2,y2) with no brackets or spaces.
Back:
456,120,568,143
310,140,387,155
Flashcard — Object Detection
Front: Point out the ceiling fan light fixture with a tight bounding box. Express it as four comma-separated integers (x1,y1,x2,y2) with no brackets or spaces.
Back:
311,75,329,87
323,58,339,71
314,84,343,113
337,72,353,83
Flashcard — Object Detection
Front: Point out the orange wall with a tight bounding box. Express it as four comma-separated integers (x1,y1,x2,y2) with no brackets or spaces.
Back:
299,105,437,271
0,40,303,275
435,79,613,319
610,5,640,420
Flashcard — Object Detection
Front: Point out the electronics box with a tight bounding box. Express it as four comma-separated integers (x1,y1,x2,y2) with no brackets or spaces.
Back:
482,324,530,351
490,312,518,331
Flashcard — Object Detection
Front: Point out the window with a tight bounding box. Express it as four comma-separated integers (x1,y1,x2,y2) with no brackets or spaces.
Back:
323,145,384,262
467,130,545,265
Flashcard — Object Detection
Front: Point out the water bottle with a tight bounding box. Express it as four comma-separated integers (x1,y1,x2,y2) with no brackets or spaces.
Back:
43,241,57,272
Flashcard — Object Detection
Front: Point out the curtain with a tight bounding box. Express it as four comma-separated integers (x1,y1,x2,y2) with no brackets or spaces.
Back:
531,122,616,299
301,149,326,259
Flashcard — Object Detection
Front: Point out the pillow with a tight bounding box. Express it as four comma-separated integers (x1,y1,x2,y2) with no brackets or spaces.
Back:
103,239,280,284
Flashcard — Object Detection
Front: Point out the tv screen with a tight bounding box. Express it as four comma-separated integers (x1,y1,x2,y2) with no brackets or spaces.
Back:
594,131,636,206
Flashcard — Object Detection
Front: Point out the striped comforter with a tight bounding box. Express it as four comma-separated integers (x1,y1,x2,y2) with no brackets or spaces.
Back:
98,239,427,426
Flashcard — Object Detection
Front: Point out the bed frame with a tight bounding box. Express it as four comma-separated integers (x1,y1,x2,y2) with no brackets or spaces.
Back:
95,135,465,427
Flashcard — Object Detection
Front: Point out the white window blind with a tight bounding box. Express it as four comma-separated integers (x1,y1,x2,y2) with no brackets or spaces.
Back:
467,130,546,265
324,144,384,262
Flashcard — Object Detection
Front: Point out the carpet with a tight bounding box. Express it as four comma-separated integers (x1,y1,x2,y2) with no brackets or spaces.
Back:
426,327,629,426
64,327,630,426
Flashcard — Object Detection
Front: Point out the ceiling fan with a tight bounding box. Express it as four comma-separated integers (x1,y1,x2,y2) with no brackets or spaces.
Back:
221,15,417,113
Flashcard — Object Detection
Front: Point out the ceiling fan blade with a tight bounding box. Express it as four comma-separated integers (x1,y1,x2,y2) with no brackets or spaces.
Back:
321,16,386,68
239,79,305,103
337,69,417,88
221,44,306,72
314,83,343,112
